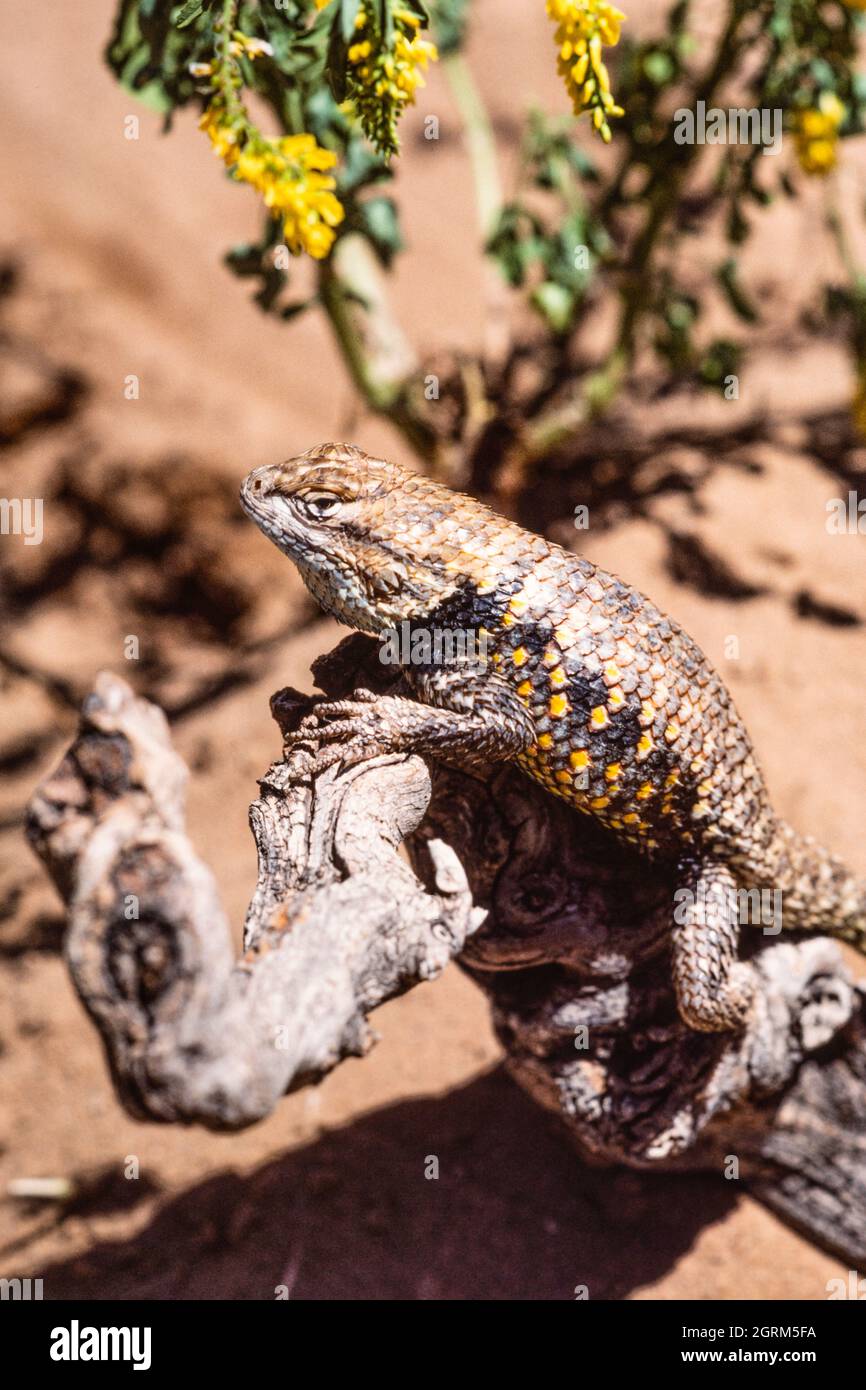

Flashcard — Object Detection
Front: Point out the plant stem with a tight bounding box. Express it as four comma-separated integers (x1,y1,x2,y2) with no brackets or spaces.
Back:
318,239,439,463
443,50,503,239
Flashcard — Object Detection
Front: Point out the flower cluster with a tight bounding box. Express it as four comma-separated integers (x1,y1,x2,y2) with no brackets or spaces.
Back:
547,0,626,143
197,32,344,259
342,6,438,157
793,92,846,176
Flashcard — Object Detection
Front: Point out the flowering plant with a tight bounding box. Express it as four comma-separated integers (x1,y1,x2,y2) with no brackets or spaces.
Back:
106,0,866,473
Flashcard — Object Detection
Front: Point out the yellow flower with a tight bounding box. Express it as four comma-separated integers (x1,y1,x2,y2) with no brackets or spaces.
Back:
547,0,626,142
794,92,845,176
200,109,344,259
199,106,240,163
342,5,438,156
229,35,274,59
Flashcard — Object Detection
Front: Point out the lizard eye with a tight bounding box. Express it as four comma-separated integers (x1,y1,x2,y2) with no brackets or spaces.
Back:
299,492,342,520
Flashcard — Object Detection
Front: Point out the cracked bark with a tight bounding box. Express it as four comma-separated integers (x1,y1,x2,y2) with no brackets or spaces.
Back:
25,637,866,1267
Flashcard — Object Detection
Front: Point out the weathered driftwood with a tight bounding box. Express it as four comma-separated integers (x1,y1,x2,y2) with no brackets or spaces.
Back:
26,638,866,1266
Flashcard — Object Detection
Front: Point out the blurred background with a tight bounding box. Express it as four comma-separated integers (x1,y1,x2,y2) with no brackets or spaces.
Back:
1,0,865,1298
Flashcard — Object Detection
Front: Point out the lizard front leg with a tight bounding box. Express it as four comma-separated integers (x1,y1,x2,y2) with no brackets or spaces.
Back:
672,857,756,1032
284,670,537,774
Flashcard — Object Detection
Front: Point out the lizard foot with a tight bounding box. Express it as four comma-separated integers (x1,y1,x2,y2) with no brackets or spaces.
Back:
282,691,417,772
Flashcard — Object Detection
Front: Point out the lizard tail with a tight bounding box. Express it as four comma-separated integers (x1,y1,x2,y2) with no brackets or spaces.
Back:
764,820,866,952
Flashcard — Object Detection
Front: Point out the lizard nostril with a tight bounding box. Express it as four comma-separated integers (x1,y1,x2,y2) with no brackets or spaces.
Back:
252,478,263,493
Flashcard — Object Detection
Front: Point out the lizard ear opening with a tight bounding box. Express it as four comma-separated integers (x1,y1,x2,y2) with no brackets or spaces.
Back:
367,568,405,599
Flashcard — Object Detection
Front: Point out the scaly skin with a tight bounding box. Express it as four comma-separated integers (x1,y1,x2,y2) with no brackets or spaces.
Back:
240,442,866,1032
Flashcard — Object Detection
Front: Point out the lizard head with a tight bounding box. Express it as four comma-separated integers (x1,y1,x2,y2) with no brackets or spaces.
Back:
240,442,501,633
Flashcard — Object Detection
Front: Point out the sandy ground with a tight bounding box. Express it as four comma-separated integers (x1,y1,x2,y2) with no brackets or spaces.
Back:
1,0,865,1299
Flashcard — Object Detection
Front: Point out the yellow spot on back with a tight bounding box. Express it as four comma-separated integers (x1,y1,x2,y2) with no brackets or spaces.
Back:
605,762,621,782
549,666,567,688
637,781,654,799
517,680,532,697
569,749,589,769
607,686,625,710
555,770,572,785
509,594,529,615
538,733,554,750
549,693,569,717
590,796,610,810
590,705,609,730
501,612,515,628
664,722,680,744
636,732,654,760
664,770,680,788
512,646,529,666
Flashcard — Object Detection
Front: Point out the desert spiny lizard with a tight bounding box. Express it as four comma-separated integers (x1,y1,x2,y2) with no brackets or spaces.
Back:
240,441,866,1033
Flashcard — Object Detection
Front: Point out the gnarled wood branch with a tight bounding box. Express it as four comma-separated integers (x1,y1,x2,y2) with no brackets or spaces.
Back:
25,639,866,1266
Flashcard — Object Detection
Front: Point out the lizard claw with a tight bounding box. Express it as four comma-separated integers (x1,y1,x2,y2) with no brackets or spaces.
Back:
282,692,405,763
307,737,393,775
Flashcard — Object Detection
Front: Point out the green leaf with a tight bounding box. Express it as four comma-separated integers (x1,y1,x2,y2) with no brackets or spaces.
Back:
427,0,466,54
716,258,760,324
326,10,349,101
379,0,394,46
357,195,403,265
643,51,673,86
337,136,392,193
175,0,205,28
699,338,741,388
341,0,361,42
531,281,575,334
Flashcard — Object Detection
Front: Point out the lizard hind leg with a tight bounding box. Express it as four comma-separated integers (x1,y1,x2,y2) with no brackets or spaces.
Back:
671,858,756,1033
